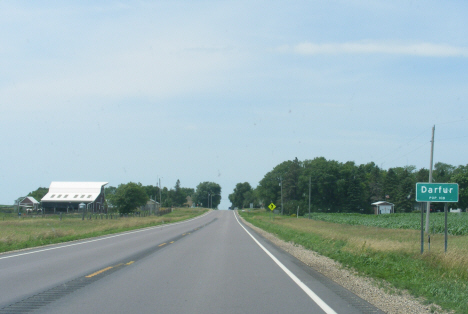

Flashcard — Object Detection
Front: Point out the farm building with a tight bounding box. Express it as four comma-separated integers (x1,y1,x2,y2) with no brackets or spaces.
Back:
141,199,160,214
19,196,40,211
372,201,395,215
41,182,108,213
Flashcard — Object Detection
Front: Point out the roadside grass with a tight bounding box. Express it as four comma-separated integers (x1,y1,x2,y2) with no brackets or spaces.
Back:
239,210,468,314
0,208,208,254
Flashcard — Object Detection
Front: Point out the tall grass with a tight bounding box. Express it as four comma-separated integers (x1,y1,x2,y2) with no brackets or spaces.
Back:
240,211,468,314
0,208,208,253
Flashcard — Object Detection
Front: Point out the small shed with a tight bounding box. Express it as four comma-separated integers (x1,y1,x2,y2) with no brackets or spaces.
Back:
372,201,395,215
19,196,40,211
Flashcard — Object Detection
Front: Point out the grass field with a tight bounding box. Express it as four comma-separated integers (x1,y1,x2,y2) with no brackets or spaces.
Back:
0,208,208,253
239,210,468,314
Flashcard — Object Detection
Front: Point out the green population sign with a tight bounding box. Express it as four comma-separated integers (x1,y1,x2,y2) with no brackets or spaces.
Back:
415,183,459,203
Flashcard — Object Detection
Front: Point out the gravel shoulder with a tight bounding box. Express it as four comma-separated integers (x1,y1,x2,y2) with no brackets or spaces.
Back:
239,215,450,314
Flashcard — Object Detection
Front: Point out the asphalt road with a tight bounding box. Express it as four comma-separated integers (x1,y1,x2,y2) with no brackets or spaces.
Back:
0,210,383,314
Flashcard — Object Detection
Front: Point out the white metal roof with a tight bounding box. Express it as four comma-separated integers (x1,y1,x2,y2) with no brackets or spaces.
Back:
20,196,39,204
41,182,108,203
371,201,394,206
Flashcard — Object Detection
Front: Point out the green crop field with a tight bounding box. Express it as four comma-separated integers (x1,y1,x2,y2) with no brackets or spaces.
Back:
304,212,468,235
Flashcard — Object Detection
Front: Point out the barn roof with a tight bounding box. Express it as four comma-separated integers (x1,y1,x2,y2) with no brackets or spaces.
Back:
41,182,108,203
371,201,394,206
20,196,39,204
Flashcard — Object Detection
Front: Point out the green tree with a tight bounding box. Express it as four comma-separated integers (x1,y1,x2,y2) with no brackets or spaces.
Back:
283,157,302,203
105,186,117,208
229,182,252,209
346,167,366,212
161,187,170,207
253,157,466,215
434,162,455,183
383,168,398,203
27,187,48,201
451,165,468,210
302,157,341,212
395,169,415,212
257,160,293,212
143,185,160,202
366,163,384,204
172,179,188,206
113,182,149,214
415,168,430,183
193,182,221,209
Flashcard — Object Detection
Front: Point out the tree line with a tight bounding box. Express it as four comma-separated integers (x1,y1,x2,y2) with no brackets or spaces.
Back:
104,180,221,213
229,157,468,215
26,180,221,214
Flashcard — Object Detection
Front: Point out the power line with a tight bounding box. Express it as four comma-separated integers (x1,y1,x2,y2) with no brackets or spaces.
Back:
374,128,429,166
375,119,467,168
385,141,430,166
436,118,468,126
438,135,468,141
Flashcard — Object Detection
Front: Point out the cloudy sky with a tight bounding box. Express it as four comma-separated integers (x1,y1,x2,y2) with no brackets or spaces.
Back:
1,1,467,209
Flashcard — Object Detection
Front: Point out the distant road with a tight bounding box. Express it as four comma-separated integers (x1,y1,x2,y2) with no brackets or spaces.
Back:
0,211,383,313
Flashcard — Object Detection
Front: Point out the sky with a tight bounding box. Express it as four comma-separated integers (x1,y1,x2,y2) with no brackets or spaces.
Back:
1,0,467,209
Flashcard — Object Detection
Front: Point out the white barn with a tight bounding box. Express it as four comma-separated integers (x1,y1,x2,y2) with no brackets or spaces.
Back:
41,182,108,213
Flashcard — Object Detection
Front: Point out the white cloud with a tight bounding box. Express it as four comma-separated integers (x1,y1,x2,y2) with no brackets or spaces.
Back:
282,41,468,57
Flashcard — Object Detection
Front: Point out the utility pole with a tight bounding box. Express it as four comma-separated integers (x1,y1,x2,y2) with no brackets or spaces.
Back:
425,125,435,233
308,176,311,219
159,178,162,209
280,176,284,215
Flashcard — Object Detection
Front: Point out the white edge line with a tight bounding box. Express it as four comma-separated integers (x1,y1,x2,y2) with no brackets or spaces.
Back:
233,211,337,314
0,210,212,261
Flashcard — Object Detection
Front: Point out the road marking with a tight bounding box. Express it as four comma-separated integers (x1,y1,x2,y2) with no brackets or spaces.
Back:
0,210,213,261
158,243,167,247
170,241,174,244
86,266,113,278
233,211,337,314
126,261,134,265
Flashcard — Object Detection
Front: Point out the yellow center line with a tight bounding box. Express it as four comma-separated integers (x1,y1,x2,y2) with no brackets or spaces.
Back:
126,261,135,265
159,243,167,247
86,266,113,278
170,241,174,244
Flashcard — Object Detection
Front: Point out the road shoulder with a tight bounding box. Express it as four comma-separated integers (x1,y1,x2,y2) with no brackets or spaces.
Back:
237,212,449,314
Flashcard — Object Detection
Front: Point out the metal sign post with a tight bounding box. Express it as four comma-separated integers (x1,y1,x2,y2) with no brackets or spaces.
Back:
268,203,276,221
416,183,459,253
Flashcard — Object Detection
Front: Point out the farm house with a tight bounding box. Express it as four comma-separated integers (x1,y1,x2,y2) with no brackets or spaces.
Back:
18,196,40,212
41,182,108,213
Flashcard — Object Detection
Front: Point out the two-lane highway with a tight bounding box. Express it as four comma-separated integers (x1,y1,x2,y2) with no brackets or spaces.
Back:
0,211,383,313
